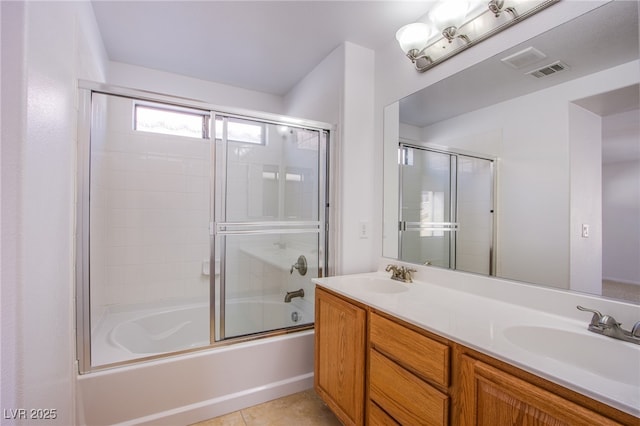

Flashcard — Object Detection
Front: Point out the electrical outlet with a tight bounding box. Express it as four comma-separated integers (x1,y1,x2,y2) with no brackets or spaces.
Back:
581,224,590,238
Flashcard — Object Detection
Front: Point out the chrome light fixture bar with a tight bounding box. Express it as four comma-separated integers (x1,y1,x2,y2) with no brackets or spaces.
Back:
396,0,559,73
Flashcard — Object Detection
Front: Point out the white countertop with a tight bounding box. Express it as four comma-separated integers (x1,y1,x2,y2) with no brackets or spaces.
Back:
313,262,640,418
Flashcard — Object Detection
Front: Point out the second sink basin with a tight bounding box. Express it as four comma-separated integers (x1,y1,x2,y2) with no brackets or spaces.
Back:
503,325,640,386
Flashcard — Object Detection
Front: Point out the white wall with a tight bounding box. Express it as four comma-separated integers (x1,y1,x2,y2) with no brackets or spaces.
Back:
284,45,344,275
284,42,377,275
340,43,377,274
284,45,343,125
1,1,108,424
602,109,640,286
109,62,285,115
569,104,602,294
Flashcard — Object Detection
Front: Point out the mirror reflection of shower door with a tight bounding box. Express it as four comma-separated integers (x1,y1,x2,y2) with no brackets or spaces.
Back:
399,146,456,268
399,144,494,275
456,155,494,276
214,116,326,340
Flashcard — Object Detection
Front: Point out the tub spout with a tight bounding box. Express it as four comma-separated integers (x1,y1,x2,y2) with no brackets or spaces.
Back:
284,289,304,303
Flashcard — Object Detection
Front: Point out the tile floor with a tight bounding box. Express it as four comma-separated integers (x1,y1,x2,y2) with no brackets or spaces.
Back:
190,389,342,426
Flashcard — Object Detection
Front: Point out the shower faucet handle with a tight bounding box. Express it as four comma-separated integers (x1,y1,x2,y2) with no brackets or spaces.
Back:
290,255,307,276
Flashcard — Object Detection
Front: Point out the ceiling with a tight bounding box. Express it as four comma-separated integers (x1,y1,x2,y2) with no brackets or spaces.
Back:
91,1,433,96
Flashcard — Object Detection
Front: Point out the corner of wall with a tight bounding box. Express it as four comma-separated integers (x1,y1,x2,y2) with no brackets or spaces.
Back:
341,42,378,273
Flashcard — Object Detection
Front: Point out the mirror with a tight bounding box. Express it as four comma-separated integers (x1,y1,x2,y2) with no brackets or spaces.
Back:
383,1,639,303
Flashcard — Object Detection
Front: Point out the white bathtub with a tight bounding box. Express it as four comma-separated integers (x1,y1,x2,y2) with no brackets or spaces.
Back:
93,298,310,365
109,305,209,355
79,298,315,425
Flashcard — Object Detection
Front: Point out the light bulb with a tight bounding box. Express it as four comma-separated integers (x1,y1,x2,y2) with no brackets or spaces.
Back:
429,0,470,29
395,23,433,54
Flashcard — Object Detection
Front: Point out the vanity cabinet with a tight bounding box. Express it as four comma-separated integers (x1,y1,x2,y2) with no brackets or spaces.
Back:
456,352,627,426
314,287,366,426
314,286,637,426
369,311,450,425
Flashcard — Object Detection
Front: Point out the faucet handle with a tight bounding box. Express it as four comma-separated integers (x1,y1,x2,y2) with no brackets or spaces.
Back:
290,255,307,276
385,264,399,273
403,267,417,283
577,305,604,326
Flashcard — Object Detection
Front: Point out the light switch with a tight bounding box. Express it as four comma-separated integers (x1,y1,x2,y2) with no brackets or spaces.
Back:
359,221,369,239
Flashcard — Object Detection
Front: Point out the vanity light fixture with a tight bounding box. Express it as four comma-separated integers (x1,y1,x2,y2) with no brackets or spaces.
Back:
396,0,559,73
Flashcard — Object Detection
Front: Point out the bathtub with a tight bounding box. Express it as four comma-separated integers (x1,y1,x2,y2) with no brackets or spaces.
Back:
93,298,310,365
79,298,315,425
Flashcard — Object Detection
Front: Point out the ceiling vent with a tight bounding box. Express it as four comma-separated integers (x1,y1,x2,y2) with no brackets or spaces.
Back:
501,47,547,69
527,61,570,78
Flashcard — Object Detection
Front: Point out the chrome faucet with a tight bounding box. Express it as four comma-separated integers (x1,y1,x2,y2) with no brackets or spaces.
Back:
577,306,640,345
284,288,304,303
385,264,416,283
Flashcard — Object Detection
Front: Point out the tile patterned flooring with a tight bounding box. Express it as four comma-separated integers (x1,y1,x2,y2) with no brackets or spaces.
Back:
191,389,342,426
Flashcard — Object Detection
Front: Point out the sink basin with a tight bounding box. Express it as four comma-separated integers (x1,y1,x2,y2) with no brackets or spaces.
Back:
343,276,409,294
503,325,640,385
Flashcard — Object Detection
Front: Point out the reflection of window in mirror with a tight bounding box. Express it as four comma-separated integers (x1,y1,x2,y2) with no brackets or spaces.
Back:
420,192,445,237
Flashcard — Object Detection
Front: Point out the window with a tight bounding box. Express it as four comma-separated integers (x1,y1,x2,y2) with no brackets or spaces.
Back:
215,117,265,145
134,103,210,139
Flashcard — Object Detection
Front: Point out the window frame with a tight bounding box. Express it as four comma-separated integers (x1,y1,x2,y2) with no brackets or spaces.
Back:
133,102,211,139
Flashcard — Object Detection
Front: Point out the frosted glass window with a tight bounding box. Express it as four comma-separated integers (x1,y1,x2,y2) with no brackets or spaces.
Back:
215,117,265,145
134,104,209,139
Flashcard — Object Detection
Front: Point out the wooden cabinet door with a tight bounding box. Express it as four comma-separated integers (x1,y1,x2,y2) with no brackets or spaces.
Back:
314,287,366,426
458,354,622,426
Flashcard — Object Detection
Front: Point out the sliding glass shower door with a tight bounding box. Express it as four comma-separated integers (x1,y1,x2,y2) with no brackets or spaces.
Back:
399,144,494,275
77,85,330,372
213,115,327,340
85,93,213,367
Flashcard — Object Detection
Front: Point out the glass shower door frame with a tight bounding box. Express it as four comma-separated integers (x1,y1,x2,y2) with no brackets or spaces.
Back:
398,143,496,274
76,81,332,373
212,113,329,341
398,144,459,268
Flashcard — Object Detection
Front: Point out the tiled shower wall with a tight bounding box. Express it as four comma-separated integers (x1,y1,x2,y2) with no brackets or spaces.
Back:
90,94,210,326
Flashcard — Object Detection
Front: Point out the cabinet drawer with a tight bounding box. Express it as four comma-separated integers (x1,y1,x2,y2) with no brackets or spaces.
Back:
370,349,449,426
368,400,400,426
370,312,449,387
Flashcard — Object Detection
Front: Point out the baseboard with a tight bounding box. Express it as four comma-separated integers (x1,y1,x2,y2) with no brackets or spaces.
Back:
115,373,314,426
